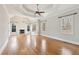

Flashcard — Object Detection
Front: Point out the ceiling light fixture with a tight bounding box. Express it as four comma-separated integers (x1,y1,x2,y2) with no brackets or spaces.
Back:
35,4,45,16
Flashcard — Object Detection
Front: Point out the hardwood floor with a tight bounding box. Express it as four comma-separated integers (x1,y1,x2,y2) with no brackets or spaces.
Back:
2,34,79,55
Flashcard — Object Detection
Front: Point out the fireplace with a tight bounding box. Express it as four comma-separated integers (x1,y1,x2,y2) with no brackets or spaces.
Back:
20,29,25,34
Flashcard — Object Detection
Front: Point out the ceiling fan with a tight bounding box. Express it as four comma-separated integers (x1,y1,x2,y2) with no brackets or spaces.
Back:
35,4,45,16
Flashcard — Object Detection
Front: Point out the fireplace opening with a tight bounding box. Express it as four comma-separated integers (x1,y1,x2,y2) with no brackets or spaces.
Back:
20,29,25,34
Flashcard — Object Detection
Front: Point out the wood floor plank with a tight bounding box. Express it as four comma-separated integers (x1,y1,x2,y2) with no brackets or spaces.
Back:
2,34,79,55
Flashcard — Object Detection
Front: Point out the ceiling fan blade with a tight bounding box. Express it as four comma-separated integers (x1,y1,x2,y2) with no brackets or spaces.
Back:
34,12,41,16
39,11,45,13
35,11,45,13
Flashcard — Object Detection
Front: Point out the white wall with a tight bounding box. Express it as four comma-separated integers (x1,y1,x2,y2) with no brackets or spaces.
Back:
16,23,28,35
41,7,79,44
41,15,59,35
10,21,31,35
0,5,9,52
31,22,38,35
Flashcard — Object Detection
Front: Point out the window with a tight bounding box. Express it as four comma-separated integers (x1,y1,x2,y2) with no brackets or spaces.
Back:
12,24,16,32
42,23,46,31
27,25,30,31
32,24,36,31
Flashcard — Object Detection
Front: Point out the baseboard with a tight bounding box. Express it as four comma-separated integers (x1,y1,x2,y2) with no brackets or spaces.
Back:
41,34,79,46
0,38,9,55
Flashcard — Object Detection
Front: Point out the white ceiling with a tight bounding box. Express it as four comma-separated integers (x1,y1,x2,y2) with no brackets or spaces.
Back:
5,4,54,18
4,4,79,23
10,16,32,24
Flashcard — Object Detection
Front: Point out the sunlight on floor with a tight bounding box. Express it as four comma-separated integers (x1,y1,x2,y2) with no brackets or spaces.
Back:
26,35,31,46
61,47,72,55
10,36,18,51
31,36,36,48
41,39,46,54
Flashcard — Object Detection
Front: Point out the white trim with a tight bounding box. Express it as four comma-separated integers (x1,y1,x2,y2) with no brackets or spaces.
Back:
41,34,79,45
0,38,9,55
